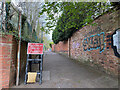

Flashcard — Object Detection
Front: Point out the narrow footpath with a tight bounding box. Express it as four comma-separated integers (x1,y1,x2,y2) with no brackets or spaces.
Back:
12,51,118,88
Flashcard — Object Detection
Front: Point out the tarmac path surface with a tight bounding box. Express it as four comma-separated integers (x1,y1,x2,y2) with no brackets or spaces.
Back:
11,51,118,88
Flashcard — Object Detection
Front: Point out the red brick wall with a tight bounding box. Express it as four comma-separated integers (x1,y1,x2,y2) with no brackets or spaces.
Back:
0,34,28,88
0,34,13,88
52,10,120,76
52,44,55,52
69,10,120,76
0,36,2,89
9,36,18,87
52,41,68,54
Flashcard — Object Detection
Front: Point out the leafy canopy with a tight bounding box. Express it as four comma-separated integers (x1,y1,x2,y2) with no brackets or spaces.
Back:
39,2,116,44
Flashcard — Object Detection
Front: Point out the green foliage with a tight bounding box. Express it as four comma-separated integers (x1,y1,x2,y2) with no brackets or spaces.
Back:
49,43,52,48
2,2,39,43
21,15,27,29
40,2,113,44
49,42,54,48
110,2,120,10
6,2,13,31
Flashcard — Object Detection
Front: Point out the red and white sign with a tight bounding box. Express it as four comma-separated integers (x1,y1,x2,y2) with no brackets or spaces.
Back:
27,43,43,54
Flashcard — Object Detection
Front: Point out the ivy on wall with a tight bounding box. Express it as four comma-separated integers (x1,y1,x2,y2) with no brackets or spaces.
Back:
1,2,39,43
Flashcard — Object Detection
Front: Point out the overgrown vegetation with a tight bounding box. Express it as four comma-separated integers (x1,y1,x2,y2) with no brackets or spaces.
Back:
1,2,39,42
40,2,120,44
49,42,54,48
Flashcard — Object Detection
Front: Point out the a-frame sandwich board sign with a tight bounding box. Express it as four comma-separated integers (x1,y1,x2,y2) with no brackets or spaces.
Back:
24,43,43,85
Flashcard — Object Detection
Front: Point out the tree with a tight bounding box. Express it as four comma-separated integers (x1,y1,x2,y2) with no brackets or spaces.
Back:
18,2,44,32
110,2,120,10
40,2,112,31
46,2,112,44
43,33,52,50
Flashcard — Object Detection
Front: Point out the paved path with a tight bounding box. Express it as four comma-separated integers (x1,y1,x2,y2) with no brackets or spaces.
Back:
12,51,118,88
